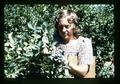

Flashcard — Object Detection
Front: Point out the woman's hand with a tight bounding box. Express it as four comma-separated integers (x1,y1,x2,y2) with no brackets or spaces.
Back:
68,62,89,77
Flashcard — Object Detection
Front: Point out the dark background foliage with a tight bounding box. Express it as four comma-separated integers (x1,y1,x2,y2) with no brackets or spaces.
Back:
4,4,114,78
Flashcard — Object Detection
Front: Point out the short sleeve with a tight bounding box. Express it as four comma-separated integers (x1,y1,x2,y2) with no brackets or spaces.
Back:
78,37,93,65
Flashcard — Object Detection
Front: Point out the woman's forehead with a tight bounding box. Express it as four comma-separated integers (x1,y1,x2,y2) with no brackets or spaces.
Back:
59,16,73,25
59,18,69,24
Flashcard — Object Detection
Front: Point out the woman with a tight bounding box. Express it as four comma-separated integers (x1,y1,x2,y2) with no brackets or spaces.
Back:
50,9,95,78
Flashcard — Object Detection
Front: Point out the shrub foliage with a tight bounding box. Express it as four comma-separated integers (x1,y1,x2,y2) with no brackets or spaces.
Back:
4,4,114,78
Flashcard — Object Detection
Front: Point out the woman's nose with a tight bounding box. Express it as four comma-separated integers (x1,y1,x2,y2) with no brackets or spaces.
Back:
63,27,67,32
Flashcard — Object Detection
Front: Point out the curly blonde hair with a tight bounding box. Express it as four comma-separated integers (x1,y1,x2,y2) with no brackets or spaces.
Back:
55,9,80,39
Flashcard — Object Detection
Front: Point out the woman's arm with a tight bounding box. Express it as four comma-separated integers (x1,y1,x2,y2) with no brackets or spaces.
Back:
68,62,89,77
67,37,93,78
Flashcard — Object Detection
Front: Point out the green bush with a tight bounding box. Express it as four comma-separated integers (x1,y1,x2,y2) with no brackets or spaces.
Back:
4,4,114,78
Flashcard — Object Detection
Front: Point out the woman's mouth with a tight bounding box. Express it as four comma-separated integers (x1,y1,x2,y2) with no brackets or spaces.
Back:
64,31,68,36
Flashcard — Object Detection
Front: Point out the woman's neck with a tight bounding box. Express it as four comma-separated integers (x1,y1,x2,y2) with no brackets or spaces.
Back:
64,37,76,44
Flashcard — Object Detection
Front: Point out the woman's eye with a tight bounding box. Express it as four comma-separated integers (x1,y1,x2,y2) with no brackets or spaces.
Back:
58,25,71,29
65,25,70,28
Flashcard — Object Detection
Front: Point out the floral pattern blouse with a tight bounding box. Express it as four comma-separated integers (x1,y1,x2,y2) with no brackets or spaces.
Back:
50,36,94,78
53,36,93,64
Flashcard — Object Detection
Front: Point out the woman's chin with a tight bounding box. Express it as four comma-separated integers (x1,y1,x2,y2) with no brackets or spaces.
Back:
63,37,70,42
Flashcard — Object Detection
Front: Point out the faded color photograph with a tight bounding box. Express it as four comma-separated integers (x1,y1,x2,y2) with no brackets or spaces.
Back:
4,4,114,78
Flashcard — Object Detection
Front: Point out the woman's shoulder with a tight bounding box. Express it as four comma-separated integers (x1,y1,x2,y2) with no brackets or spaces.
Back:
77,36,92,43
77,36,92,49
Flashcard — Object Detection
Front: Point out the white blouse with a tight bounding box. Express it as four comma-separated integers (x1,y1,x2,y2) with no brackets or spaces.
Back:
53,36,94,65
50,36,94,78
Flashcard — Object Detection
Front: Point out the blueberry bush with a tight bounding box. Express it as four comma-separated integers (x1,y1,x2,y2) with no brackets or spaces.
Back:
4,4,114,78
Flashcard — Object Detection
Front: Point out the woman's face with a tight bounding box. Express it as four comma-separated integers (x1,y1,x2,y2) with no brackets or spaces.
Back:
58,17,75,43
